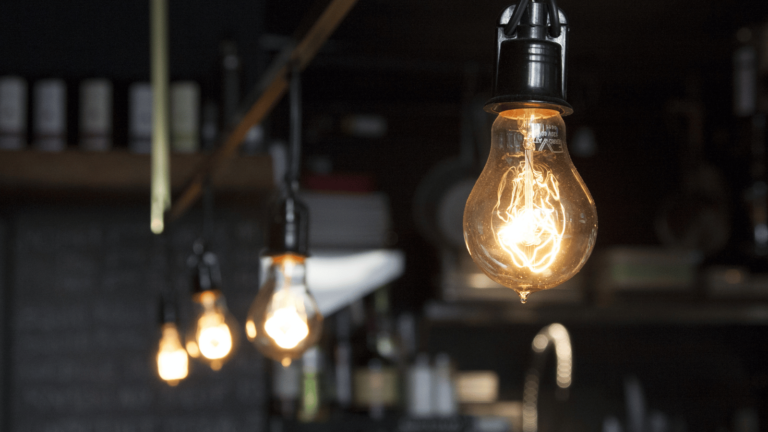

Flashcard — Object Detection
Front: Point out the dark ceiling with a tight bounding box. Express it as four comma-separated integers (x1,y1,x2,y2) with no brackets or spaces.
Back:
1,0,768,288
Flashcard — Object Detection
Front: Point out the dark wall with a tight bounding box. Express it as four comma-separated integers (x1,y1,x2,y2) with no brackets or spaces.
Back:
3,205,267,431
0,0,266,83
428,323,768,431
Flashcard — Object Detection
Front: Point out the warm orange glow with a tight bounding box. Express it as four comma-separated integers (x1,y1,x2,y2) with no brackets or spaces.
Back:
186,340,200,358
263,256,310,349
494,110,564,273
197,312,233,360
245,320,257,339
500,108,559,121
157,323,188,384
463,106,597,301
195,290,233,360
265,304,310,349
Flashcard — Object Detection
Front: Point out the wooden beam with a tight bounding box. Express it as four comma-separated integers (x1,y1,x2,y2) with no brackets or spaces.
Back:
168,0,358,221
0,150,272,193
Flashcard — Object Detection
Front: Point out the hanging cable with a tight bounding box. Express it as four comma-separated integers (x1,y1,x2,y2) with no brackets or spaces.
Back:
288,64,302,193
503,0,561,38
202,179,214,245
503,0,530,36
546,0,561,37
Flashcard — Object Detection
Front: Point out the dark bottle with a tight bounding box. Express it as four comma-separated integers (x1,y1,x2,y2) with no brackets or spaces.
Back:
353,287,400,419
270,359,300,423
298,345,328,422
333,307,354,414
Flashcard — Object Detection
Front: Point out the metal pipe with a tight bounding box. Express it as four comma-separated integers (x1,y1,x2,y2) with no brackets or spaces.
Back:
150,0,171,234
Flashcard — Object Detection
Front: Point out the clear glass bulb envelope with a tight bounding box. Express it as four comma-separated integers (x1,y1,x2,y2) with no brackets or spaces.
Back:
464,108,597,301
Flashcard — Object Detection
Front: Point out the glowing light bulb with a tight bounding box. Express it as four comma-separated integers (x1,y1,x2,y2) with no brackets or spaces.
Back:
156,323,188,385
188,290,238,370
246,254,322,365
264,296,310,349
197,310,233,359
464,108,597,302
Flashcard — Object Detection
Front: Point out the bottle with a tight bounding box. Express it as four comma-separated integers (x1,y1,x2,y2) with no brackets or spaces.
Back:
432,353,458,417
298,345,327,422
353,287,400,419
406,353,434,418
170,81,200,153
0,76,27,150
271,359,301,421
129,83,152,154
79,79,112,151
333,307,353,413
33,79,66,152
398,313,434,418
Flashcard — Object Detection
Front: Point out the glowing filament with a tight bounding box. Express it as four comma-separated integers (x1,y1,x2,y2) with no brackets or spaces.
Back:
157,323,188,384
265,289,310,349
494,113,565,273
197,312,233,360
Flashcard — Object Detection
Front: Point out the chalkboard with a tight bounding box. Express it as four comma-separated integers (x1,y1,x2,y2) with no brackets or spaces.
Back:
7,205,268,432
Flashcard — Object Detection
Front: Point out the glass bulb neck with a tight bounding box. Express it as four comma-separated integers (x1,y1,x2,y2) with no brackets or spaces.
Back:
272,255,307,288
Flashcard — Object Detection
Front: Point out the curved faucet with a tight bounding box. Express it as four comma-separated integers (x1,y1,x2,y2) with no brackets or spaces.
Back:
522,323,573,432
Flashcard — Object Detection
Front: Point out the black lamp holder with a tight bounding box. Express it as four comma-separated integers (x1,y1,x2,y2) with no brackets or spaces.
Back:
188,239,223,294
265,64,310,257
485,0,573,116
158,294,179,325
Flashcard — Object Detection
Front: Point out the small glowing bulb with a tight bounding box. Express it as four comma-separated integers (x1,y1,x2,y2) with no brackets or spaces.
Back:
188,290,237,369
157,323,188,385
265,305,310,349
464,108,597,301
197,312,233,360
246,254,322,363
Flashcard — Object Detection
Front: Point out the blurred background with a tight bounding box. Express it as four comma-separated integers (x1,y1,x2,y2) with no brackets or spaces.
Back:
1,0,768,431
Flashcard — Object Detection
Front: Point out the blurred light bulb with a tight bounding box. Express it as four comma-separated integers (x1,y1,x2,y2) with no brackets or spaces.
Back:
197,310,233,359
264,295,310,349
246,254,322,366
186,340,200,358
188,290,238,370
464,108,597,302
157,323,188,385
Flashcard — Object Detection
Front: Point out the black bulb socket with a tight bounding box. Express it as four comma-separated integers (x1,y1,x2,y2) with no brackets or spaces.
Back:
485,1,573,116
191,246,223,296
158,295,178,325
265,192,310,257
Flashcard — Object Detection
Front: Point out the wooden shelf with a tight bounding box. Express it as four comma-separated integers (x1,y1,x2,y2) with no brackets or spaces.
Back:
425,300,768,326
0,149,274,194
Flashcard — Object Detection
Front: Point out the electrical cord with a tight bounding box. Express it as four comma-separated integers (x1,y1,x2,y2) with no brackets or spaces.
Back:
503,0,562,38
503,0,530,36
546,0,562,37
